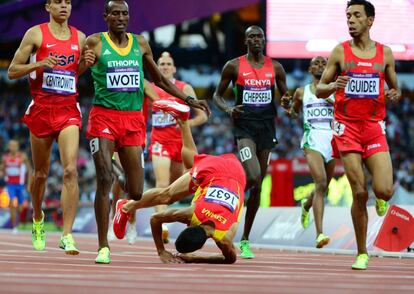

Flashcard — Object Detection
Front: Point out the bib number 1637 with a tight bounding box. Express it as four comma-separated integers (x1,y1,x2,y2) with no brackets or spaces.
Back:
205,186,238,212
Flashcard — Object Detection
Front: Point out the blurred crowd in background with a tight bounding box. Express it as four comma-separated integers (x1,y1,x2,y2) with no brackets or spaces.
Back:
0,3,414,210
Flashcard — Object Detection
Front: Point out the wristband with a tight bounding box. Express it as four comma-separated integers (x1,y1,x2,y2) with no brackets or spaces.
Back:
184,96,195,105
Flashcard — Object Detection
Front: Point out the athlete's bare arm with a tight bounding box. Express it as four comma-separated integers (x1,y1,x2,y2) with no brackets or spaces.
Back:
383,46,401,102
213,59,244,118
286,87,304,118
150,207,193,263
8,26,60,79
137,35,210,115
144,79,159,102
183,84,208,127
22,153,33,190
84,33,102,66
316,45,349,98
273,61,292,110
178,223,238,264
122,173,192,213
78,31,96,75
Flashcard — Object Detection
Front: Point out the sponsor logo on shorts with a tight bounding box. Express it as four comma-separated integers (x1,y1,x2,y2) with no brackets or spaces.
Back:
367,143,381,150
102,128,111,134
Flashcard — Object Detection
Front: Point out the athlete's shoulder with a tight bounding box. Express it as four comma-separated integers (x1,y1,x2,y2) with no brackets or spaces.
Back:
86,33,102,44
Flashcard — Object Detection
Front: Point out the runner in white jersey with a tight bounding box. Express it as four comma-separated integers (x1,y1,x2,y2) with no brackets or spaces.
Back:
287,56,335,248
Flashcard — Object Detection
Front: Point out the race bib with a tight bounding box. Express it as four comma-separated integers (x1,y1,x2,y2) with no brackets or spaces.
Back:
305,102,334,123
152,111,176,128
242,87,272,107
345,72,380,99
106,67,140,92
205,186,239,212
42,69,76,95
6,166,20,176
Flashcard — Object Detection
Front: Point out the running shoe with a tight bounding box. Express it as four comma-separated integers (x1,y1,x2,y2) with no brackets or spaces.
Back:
107,220,116,241
32,212,45,251
351,253,369,270
240,240,255,259
153,99,190,121
162,225,170,244
301,198,310,229
59,234,79,255
375,199,389,217
95,247,110,264
126,221,137,245
113,199,130,239
315,233,330,249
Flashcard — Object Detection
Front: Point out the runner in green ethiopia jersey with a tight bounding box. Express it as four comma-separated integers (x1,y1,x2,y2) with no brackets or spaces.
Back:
83,0,210,264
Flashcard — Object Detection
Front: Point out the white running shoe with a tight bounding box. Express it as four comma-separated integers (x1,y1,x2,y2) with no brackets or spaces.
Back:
107,221,116,241
126,221,137,245
12,227,18,235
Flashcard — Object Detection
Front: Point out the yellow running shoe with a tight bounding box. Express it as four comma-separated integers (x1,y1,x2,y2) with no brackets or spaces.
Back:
95,247,110,264
59,234,79,255
375,199,389,217
301,198,310,229
316,233,330,249
240,240,255,259
352,253,369,270
32,212,45,251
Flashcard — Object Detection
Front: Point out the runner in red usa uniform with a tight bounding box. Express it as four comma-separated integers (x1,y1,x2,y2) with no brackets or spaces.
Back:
316,0,401,270
7,0,95,254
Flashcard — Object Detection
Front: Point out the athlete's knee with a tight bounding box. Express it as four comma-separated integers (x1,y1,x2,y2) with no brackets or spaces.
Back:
353,190,368,208
373,186,393,201
33,170,48,184
62,164,78,182
314,180,328,195
246,172,261,190
96,169,113,191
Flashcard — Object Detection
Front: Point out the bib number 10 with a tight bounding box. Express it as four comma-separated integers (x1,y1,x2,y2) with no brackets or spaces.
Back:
205,186,238,212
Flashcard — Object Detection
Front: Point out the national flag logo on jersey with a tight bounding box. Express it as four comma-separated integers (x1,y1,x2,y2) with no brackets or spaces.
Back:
71,44,79,51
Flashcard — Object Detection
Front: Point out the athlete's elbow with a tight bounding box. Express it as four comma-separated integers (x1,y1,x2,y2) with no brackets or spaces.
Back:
7,68,17,80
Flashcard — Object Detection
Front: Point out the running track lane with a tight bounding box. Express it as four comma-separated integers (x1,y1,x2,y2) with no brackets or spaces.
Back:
0,231,414,294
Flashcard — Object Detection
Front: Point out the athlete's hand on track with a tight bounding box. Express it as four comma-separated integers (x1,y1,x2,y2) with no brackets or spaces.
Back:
385,88,401,103
187,99,211,117
159,250,184,264
83,45,96,67
226,105,244,118
281,92,292,110
334,75,350,90
38,56,60,69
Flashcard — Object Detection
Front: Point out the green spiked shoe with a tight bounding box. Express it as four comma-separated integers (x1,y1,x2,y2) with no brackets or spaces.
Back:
95,247,110,264
240,240,255,259
301,198,310,229
315,233,330,249
59,234,79,255
32,212,45,251
352,253,369,270
375,199,389,217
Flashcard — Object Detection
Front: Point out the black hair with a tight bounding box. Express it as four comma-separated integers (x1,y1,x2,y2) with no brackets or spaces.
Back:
104,0,128,14
347,0,375,17
175,226,208,253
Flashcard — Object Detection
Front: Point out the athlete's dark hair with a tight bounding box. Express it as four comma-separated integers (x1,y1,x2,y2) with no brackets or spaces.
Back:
104,0,128,14
175,226,208,253
347,0,375,17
